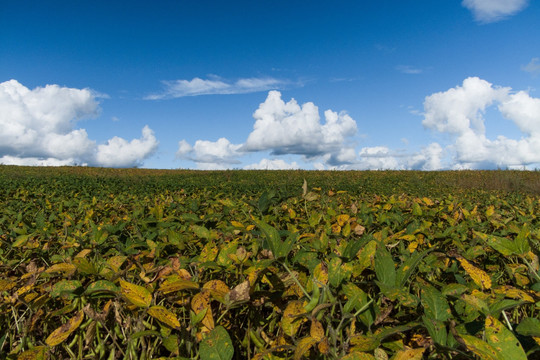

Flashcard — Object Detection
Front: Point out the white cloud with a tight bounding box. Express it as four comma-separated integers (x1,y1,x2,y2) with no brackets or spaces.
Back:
176,138,242,164
176,91,359,169
95,126,158,167
356,146,402,170
0,155,77,167
462,0,528,23
243,158,299,170
0,80,158,167
423,77,509,135
522,58,540,77
407,143,444,170
423,77,540,169
146,76,288,99
244,91,357,157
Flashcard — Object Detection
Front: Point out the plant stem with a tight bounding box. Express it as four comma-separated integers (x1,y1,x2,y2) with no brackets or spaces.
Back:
282,262,311,300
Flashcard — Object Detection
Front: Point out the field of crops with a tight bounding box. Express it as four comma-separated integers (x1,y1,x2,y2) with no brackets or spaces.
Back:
1,166,539,360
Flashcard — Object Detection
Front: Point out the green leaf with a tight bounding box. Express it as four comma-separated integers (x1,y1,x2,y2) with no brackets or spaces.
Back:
216,240,237,267
441,283,469,297
12,234,30,248
475,231,517,256
342,283,375,327
254,219,296,259
84,280,119,295
192,225,212,240
488,299,527,317
514,224,531,255
50,280,83,299
374,242,396,287
421,286,451,321
199,326,234,360
516,317,540,337
328,257,352,287
459,334,505,360
162,334,179,355
485,315,527,360
396,248,432,287
422,316,447,346
72,257,98,275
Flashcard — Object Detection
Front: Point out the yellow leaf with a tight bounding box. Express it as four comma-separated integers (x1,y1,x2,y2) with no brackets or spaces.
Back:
310,318,325,341
203,280,230,302
199,242,219,262
341,351,376,360
0,279,16,292
393,347,425,360
45,263,76,275
119,279,152,308
457,257,491,290
191,290,214,330
399,234,417,242
282,300,306,337
493,285,534,303
294,337,317,360
148,305,180,329
45,310,84,346
17,346,48,360
231,220,244,228
460,334,504,360
422,197,434,206
356,240,377,271
407,241,418,253
336,214,350,227
349,334,380,352
159,276,199,294
107,255,127,272
317,337,330,355
75,249,92,258
313,263,329,286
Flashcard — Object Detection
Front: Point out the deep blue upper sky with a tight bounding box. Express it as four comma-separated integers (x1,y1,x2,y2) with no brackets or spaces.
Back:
1,0,539,169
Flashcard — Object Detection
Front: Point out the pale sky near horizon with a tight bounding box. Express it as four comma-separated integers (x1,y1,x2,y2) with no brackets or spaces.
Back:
1,0,540,170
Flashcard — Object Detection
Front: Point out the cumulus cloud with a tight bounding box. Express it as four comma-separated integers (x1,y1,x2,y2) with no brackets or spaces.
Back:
462,0,528,23
0,80,157,167
423,77,540,169
146,76,288,99
407,143,444,170
95,126,158,167
522,58,540,77
423,77,510,135
177,91,359,169
176,138,242,165
243,158,299,170
356,147,402,170
244,91,357,157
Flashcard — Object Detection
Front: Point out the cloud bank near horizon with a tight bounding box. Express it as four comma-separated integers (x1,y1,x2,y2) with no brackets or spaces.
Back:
0,80,158,167
178,79,540,171
3,78,540,171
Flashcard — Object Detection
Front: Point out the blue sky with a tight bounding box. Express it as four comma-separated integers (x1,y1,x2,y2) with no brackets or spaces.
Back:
1,0,540,169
